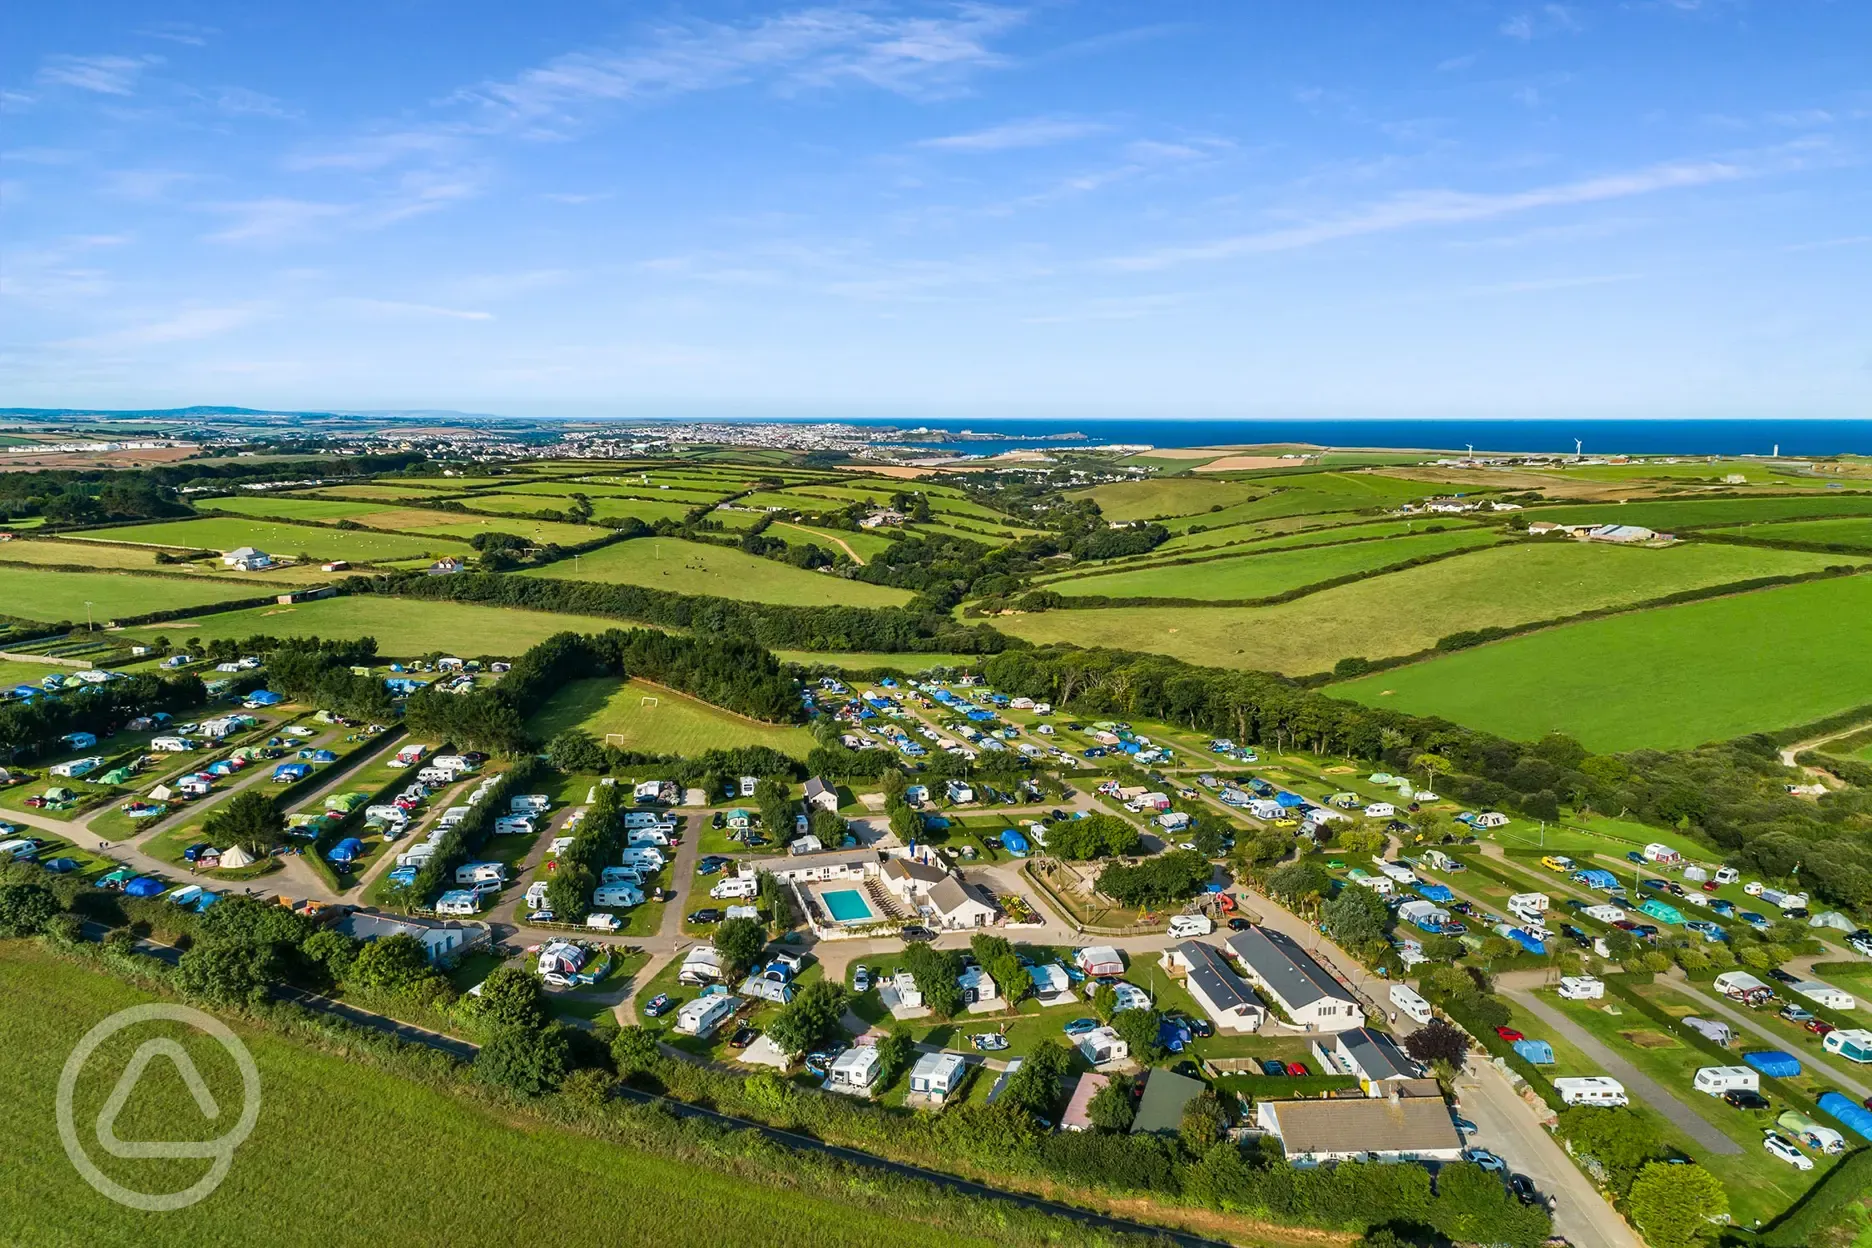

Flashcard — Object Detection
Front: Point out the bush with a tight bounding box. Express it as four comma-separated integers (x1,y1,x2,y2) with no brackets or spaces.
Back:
476,1023,573,1096
0,883,61,936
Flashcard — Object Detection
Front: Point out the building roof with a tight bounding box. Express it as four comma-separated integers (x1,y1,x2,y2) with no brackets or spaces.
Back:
779,846,879,873
1059,1073,1111,1130
1227,926,1358,1012
803,776,833,800
1338,1027,1418,1082
910,1050,967,1084
1175,940,1262,1014
1131,1068,1206,1135
883,856,949,885
927,876,995,917
1263,1096,1461,1158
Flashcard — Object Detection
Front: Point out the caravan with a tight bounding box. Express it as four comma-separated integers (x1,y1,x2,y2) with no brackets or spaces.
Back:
620,846,666,872
454,861,506,886
1692,1066,1759,1096
1167,914,1214,938
592,883,645,909
1507,892,1549,925
1554,1076,1629,1107
1390,983,1434,1025
711,876,759,901
1557,976,1605,1001
493,815,535,836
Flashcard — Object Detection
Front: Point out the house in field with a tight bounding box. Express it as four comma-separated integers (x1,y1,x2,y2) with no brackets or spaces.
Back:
925,876,998,929
802,776,839,813
1227,926,1367,1033
222,546,273,570
1162,941,1265,1033
1256,1093,1463,1166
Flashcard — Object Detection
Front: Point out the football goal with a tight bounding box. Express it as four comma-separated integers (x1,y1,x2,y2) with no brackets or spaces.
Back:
640,695,659,707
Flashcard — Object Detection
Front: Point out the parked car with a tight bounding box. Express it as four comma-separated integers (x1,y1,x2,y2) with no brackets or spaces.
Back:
1767,968,1798,984
901,925,936,942
1465,1149,1506,1172
1453,1116,1479,1135
1285,1061,1308,1077
1764,1133,1815,1170
1063,1018,1100,1036
644,993,675,1018
525,909,555,924
1780,1004,1815,1024
1227,917,1252,932
1641,878,1669,892
1807,1020,1835,1037
729,1026,760,1049
1561,925,1590,947
1724,1089,1771,1110
970,1033,1010,1051
1626,851,1646,864
1508,1175,1538,1204
1260,1059,1287,1077
1495,1027,1525,1042
686,908,723,925
853,966,872,993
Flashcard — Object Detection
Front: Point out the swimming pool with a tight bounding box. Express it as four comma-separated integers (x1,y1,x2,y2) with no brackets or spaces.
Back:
821,888,874,923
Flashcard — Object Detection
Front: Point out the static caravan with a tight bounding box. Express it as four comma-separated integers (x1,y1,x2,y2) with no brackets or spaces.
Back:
1692,1066,1759,1096
1584,904,1627,924
1791,980,1856,1011
674,993,737,1038
1823,1029,1872,1064
1389,983,1433,1025
1554,1076,1629,1107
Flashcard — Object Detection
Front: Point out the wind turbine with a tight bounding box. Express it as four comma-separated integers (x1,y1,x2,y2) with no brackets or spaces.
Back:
1575,439,1583,459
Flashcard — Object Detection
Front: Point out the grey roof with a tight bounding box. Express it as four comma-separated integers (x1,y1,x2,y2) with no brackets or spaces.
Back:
1227,926,1358,1012
1175,940,1261,1014
1339,1027,1418,1082
1131,1069,1206,1135
803,776,833,800
1263,1096,1461,1158
883,856,949,884
928,876,994,917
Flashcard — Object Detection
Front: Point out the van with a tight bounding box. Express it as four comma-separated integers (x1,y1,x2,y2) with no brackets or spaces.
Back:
1167,914,1214,938
711,876,759,901
511,794,550,815
585,912,622,932
1390,982,1434,1025
1554,1076,1628,1107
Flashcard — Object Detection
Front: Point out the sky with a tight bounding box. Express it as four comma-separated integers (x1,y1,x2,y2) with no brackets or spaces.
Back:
3,0,1870,420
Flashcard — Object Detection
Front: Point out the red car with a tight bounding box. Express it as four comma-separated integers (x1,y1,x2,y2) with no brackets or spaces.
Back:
1702,881,1719,892
1496,1027,1525,1042
1807,1020,1835,1036
1285,1062,1308,1077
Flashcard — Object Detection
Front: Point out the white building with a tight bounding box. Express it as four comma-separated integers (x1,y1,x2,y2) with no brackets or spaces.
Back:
1226,927,1366,1033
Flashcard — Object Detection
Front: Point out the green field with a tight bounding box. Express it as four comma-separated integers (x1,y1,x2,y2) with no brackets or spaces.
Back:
771,521,900,561
1709,516,1872,550
773,651,983,671
1152,516,1473,558
302,484,451,502
1068,477,1270,521
1528,493,1872,531
998,541,1861,676
390,515,615,546
521,537,914,606
1044,528,1497,601
1330,573,1872,750
528,676,816,757
0,657,71,687
0,540,340,585
0,946,1039,1248
71,518,461,562
458,492,698,526
195,496,388,523
118,595,634,657
0,566,270,624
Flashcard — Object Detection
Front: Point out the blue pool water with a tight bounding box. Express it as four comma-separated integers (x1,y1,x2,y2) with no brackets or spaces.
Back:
822,889,873,922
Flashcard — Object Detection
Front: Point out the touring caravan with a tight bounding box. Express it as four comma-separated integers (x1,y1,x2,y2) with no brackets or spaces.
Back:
1390,983,1433,1025
1684,1017,1733,1046
1692,1066,1759,1096
1822,1029,1872,1064
592,884,644,909
1554,1076,1629,1107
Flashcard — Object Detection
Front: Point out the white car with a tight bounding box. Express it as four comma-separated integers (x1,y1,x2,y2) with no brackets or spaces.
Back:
1764,1134,1814,1170
1463,1149,1506,1172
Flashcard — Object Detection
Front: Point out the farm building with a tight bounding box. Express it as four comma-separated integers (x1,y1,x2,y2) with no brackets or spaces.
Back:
1162,940,1265,1033
1255,1094,1462,1166
1227,926,1366,1033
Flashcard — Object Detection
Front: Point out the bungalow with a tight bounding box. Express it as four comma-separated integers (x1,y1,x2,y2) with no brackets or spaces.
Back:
926,876,998,929
826,1045,883,1093
1256,1094,1463,1166
1131,1068,1206,1136
1077,1026,1129,1068
1162,940,1265,1033
1320,1027,1422,1094
1227,926,1366,1033
222,546,273,570
882,855,950,902
768,846,880,884
803,776,839,813
425,557,465,575
908,1051,969,1102
1059,1073,1111,1131
332,910,489,964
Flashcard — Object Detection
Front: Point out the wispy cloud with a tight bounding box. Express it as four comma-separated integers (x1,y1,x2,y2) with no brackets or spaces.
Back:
920,116,1107,152
1023,293,1187,324
203,86,298,119
205,198,350,244
59,305,261,350
343,298,494,321
1437,53,1478,72
37,54,161,96
1500,5,1583,40
136,22,217,47
104,169,195,200
541,191,612,204
1108,157,1754,271
1780,234,1872,252
284,130,464,173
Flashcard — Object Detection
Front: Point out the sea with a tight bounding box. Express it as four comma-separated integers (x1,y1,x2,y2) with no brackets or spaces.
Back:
741,417,1872,459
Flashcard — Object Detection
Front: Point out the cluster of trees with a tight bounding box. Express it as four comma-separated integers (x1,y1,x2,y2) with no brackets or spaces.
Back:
541,779,624,921
764,980,849,1056
1554,1107,1726,1248
546,732,801,798
0,453,423,522
263,641,394,721
1069,522,1171,562
0,669,207,758
1045,813,1140,860
1094,849,1212,908
357,570,1015,655
968,933,1032,1004
203,789,288,855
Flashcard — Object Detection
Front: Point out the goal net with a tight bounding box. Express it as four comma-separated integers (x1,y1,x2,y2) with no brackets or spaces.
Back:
639,696,658,707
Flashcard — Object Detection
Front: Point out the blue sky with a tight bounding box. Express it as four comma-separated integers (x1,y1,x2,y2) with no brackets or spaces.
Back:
3,1,1869,419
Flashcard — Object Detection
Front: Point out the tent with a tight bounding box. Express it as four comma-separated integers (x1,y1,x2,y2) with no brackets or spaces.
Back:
123,876,166,898
1743,1050,1802,1078
327,837,364,864
1512,1039,1555,1065
1818,1091,1872,1143
302,749,337,763
217,844,256,869
1000,829,1029,856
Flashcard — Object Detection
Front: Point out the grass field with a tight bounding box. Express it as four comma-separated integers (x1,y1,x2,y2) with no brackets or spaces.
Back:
1068,478,1270,521
771,521,900,561
1044,528,1498,601
1330,572,1872,750
0,945,1035,1248
195,496,388,523
70,517,462,562
458,492,698,526
0,540,340,585
1149,516,1478,559
1527,494,1872,531
528,676,816,757
0,566,270,624
301,484,451,501
1708,515,1872,550
0,657,70,687
996,541,1861,676
118,596,633,657
521,537,914,606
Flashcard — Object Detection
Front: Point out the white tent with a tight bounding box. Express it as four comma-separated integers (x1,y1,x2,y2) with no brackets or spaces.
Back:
217,844,255,868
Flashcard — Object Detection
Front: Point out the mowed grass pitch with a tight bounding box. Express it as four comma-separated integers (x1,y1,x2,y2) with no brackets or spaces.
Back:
0,566,271,623
1330,572,1872,751
1045,528,1497,600
521,536,914,607
70,517,462,562
996,541,1859,677
0,946,1027,1248
117,595,636,657
530,676,816,757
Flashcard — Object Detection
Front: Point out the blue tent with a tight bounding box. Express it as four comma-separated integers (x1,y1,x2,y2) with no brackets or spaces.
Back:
1275,791,1306,807
1512,1039,1555,1065
273,763,311,782
1418,883,1455,903
1819,1091,1872,1142
327,837,364,864
1575,868,1619,891
42,857,80,874
123,876,166,897
1744,1050,1802,1078
1000,829,1029,856
246,690,284,706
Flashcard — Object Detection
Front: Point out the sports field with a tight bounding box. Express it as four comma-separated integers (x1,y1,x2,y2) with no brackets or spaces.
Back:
70,518,461,562
0,947,1038,1248
997,541,1859,676
1330,573,1872,750
529,676,816,756
118,595,632,656
521,537,914,606
1708,516,1872,550
1045,528,1497,601
1528,493,1872,531
0,566,269,623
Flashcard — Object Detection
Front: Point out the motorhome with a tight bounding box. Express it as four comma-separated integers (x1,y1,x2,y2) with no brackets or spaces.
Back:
619,846,666,872
1507,892,1549,923
711,876,760,901
493,816,535,836
600,866,645,886
1554,1076,1629,1107
1167,914,1214,938
1557,976,1605,1000
510,794,550,815
1389,983,1434,1025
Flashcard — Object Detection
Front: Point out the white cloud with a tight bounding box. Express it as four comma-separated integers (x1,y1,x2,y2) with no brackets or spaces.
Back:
37,54,160,96
1500,5,1582,40
137,22,217,47
205,198,350,244
61,305,261,350
206,86,298,119
284,131,463,172
343,299,494,321
1108,157,1752,271
920,116,1105,152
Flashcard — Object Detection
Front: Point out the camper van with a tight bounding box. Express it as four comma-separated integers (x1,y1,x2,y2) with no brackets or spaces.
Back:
1167,914,1214,938
711,876,759,901
1557,976,1605,1001
1554,1076,1629,1107
1692,1066,1759,1096
585,912,622,932
1390,982,1434,1025
511,794,550,815
454,861,506,886
493,816,535,836
592,884,644,909
627,827,671,848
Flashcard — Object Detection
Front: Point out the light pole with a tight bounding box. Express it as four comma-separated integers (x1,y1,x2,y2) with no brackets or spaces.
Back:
85,601,93,632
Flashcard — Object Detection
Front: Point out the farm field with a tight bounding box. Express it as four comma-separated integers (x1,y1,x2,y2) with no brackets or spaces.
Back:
1708,515,1872,550
117,595,633,657
195,496,388,522
996,541,1860,676
484,479,732,501
458,492,698,526
369,513,614,546
528,676,816,757
69,517,461,562
520,536,914,606
0,947,1028,1248
1043,528,1498,601
301,484,453,501
1527,493,1872,531
1330,572,1872,750
1152,515,1474,558
0,566,270,623
0,657,71,687
1069,477,1270,521
0,540,341,584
